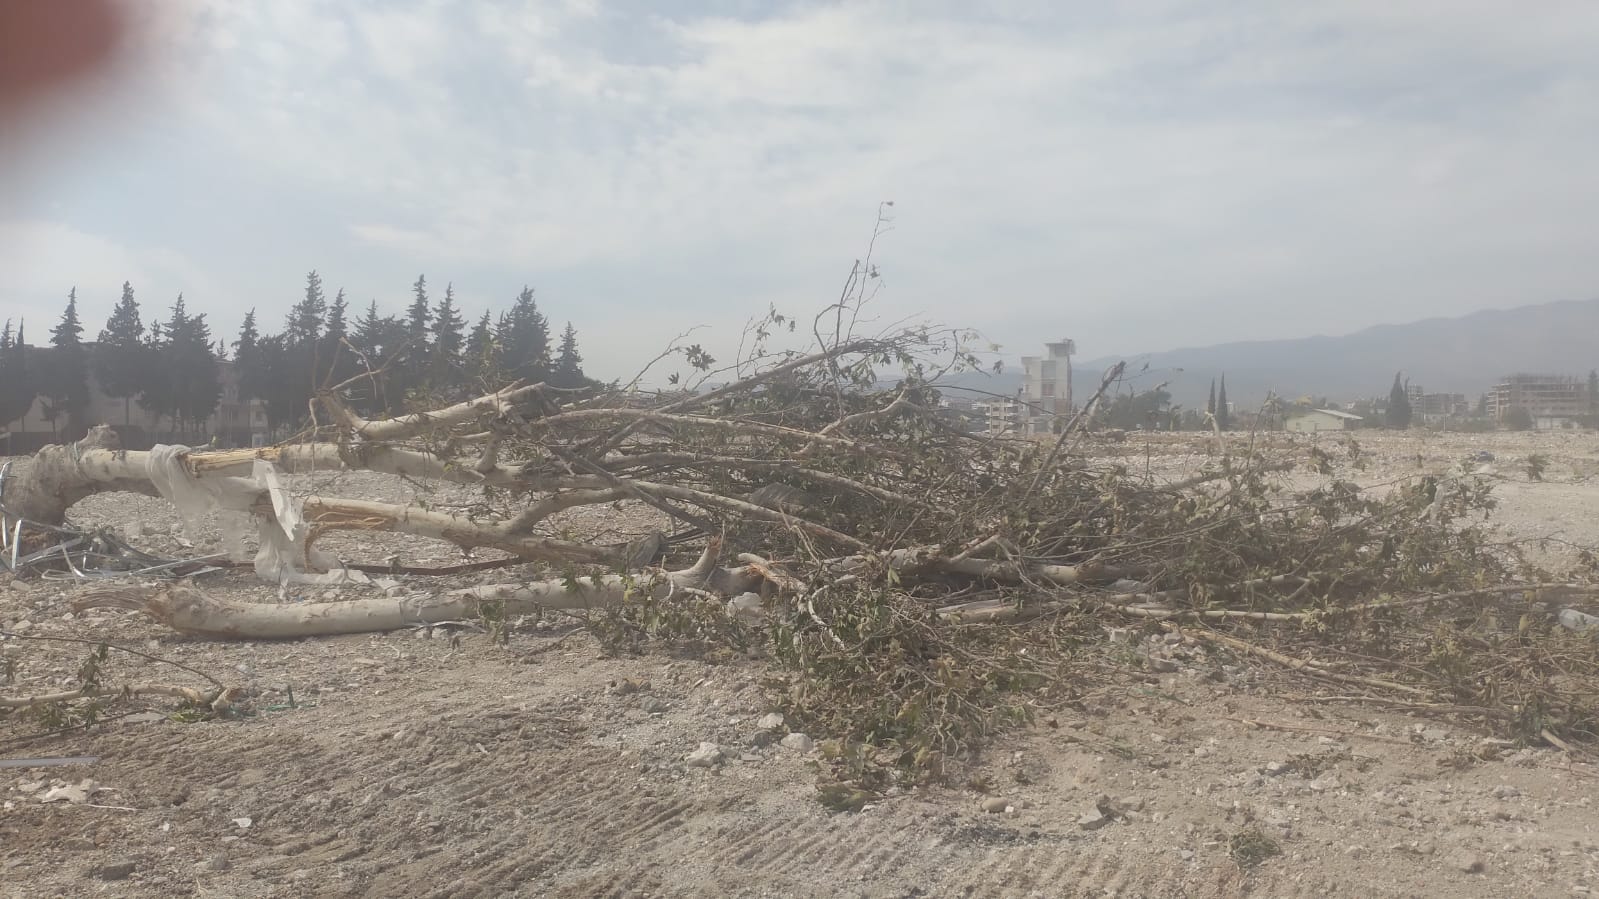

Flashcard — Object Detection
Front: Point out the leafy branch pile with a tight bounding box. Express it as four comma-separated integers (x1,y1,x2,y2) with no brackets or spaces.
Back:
4,256,1597,795
348,306,1595,782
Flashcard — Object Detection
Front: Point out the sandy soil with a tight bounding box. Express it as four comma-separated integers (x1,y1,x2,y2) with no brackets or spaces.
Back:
4,432,1599,898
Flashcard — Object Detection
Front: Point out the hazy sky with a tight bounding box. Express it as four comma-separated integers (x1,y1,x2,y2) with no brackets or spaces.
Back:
2,1,1597,380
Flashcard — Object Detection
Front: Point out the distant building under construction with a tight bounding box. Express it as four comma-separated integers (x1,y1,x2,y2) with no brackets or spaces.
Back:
1488,373,1590,427
1020,339,1074,435
1416,392,1469,425
974,396,1023,436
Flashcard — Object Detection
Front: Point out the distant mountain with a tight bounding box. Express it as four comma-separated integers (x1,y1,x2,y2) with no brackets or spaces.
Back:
935,298,1599,412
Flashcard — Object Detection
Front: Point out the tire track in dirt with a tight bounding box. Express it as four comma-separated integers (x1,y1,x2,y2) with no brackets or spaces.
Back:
8,682,1497,898
40,700,729,896
934,838,1416,899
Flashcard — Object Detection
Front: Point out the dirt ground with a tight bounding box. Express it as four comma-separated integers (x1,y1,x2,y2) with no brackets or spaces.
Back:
4,431,1599,898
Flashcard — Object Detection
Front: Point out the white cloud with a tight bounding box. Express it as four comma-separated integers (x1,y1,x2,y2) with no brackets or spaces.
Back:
0,221,214,333
6,0,1599,378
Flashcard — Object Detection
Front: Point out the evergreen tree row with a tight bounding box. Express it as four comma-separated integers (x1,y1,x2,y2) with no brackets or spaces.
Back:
0,273,596,441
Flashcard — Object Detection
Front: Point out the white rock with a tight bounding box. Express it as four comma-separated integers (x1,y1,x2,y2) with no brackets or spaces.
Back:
779,733,815,753
685,743,724,767
42,782,91,804
756,712,785,730
1077,810,1112,830
232,817,252,829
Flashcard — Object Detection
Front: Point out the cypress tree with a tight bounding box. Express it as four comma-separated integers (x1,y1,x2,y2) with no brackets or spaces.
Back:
1386,372,1412,429
1216,375,1230,431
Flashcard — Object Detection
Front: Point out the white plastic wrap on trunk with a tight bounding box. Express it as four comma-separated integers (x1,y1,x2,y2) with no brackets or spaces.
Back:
251,459,368,587
147,445,248,539
144,445,366,587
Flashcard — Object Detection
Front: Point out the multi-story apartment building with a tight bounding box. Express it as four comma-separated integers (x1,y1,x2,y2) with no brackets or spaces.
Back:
1488,373,1589,428
973,396,1023,436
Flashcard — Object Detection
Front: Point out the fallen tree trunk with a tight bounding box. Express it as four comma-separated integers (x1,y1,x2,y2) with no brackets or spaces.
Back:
1,426,651,573
2,426,162,526
70,538,1132,640
76,541,764,639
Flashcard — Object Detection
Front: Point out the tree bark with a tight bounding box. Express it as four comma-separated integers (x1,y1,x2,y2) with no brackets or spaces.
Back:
2,425,641,569
2,425,158,525
75,540,764,639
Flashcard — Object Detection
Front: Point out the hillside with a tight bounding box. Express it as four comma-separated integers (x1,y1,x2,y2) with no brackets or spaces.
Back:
938,298,1599,411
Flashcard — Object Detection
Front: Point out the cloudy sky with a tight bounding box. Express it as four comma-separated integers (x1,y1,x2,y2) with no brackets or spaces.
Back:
2,1,1597,380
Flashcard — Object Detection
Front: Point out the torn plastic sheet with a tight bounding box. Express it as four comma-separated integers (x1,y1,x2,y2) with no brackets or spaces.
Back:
250,459,371,588
143,445,369,588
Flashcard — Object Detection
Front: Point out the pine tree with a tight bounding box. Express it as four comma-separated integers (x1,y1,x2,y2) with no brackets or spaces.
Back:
496,286,550,382
1216,375,1230,431
267,272,331,428
254,334,297,434
137,296,221,436
464,310,494,384
351,301,387,359
318,287,353,390
1207,379,1216,417
1385,372,1412,429
405,274,431,350
94,281,148,425
233,309,264,409
552,321,585,388
285,270,326,344
325,288,348,340
168,299,221,438
0,319,37,430
138,302,179,430
429,282,465,387
392,274,432,402
43,288,90,437
349,300,404,414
